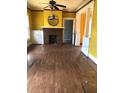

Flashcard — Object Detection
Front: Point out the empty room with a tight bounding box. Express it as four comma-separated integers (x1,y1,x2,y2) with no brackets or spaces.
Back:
27,0,97,93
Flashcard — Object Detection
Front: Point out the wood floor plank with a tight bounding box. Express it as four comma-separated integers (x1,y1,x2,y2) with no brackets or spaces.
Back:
27,44,97,93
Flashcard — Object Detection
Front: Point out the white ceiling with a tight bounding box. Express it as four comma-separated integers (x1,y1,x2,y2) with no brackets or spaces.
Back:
27,0,88,12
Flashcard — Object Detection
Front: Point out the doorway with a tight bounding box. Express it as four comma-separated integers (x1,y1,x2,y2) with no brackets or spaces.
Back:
63,18,75,44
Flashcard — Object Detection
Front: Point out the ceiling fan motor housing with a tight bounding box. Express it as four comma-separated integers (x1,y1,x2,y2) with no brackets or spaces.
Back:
50,0,56,6
44,0,66,10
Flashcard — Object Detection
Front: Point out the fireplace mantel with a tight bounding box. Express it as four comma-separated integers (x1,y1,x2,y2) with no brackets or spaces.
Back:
41,26,64,29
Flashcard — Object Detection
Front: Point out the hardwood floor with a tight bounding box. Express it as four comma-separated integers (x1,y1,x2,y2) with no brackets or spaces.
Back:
27,44,97,93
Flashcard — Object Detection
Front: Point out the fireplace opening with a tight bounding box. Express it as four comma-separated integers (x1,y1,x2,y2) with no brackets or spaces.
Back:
49,35,57,44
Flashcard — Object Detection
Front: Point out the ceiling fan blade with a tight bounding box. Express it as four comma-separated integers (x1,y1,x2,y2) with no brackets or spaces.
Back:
43,5,49,9
54,6,59,10
56,4,66,8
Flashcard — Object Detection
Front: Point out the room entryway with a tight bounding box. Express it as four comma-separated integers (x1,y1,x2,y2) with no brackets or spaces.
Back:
63,19,74,44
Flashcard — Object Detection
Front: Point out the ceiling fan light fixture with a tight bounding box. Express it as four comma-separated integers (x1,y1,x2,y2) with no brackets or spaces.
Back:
43,0,66,10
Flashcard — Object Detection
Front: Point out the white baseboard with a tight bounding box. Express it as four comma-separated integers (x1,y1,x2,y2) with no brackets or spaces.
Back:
89,54,97,64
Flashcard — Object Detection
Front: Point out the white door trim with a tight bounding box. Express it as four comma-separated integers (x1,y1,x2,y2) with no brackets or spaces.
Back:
63,18,75,45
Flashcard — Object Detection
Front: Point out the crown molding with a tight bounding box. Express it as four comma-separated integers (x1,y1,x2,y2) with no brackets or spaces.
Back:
76,0,93,13
27,8,32,11
27,8,76,13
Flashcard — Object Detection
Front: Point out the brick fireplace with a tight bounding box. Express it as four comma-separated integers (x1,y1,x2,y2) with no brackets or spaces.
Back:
43,28,63,45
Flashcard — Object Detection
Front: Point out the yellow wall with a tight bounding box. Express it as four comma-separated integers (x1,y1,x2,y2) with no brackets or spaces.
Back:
80,12,86,43
31,10,63,29
89,0,97,58
32,11,44,30
27,9,32,42
62,12,76,18
28,10,76,44
62,12,76,27
43,10,62,27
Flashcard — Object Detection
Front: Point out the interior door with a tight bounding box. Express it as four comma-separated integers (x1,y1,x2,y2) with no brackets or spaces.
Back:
64,20,73,44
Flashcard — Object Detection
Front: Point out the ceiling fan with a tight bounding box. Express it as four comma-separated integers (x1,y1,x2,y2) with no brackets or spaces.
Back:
42,0,66,10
